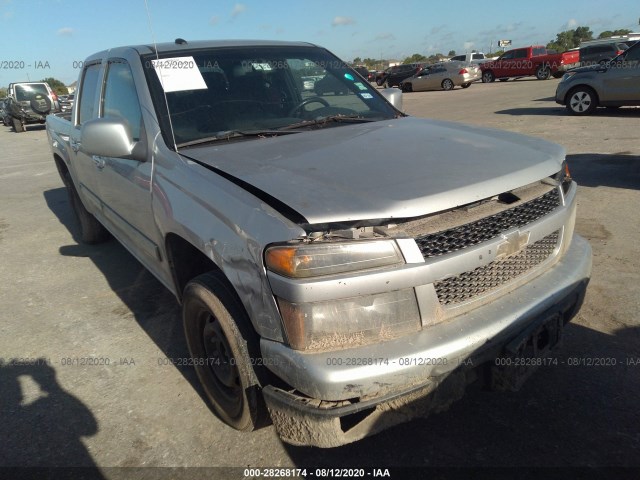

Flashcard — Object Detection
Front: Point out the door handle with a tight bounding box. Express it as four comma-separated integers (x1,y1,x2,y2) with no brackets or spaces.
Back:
70,139,81,153
92,156,106,170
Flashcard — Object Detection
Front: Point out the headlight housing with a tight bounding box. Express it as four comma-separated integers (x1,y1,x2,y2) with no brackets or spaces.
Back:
265,240,421,351
264,240,404,278
277,289,421,351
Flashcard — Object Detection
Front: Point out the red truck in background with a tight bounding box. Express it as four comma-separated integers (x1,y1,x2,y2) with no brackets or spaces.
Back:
480,45,580,82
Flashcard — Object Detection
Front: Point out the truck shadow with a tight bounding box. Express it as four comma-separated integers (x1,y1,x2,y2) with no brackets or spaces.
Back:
42,187,209,406
282,322,640,471
567,153,640,191
0,361,105,476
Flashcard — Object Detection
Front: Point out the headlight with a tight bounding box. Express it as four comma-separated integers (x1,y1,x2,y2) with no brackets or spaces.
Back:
277,289,421,351
264,240,404,278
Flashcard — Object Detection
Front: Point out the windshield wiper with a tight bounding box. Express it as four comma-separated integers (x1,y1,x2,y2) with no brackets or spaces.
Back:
278,115,379,131
176,129,298,148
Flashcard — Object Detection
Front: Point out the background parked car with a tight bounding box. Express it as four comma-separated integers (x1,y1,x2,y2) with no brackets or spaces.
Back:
400,62,480,92
579,41,629,66
556,40,640,115
6,81,60,132
353,66,370,81
377,63,424,88
0,98,12,126
449,52,487,64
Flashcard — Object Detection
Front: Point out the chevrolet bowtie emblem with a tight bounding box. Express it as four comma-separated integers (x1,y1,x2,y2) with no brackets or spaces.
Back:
496,230,530,259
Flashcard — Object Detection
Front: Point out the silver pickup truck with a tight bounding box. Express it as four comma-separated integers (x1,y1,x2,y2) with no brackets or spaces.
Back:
46,39,592,447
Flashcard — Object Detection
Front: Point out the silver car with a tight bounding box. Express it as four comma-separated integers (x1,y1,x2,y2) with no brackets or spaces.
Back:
400,62,481,92
556,40,640,115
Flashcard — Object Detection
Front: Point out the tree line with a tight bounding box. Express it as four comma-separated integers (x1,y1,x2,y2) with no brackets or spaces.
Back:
352,26,634,68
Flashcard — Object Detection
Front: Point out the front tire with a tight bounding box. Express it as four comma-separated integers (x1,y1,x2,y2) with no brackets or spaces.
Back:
442,79,454,91
183,271,267,431
482,71,495,83
566,86,598,115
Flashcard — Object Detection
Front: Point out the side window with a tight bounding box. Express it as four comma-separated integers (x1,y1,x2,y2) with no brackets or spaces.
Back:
501,51,515,60
102,60,142,141
513,49,528,59
78,63,102,126
472,54,483,60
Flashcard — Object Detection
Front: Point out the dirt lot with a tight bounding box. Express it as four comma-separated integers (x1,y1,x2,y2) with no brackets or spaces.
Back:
1,78,638,479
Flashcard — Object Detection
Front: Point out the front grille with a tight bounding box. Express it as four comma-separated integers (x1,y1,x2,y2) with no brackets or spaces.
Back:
434,231,560,306
415,189,561,259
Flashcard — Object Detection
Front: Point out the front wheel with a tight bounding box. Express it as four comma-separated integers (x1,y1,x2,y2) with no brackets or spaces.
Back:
183,271,268,431
441,79,454,91
566,86,598,115
535,65,550,80
481,71,495,83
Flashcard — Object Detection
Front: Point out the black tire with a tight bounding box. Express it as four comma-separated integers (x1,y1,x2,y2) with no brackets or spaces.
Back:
461,83,471,89
482,71,495,83
63,172,110,244
498,78,509,82
441,79,454,91
183,271,268,431
30,94,52,114
566,86,598,115
12,117,24,133
401,83,412,92
535,65,551,80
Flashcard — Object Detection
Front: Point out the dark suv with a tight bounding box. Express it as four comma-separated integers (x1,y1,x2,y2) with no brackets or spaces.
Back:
377,63,424,88
579,41,629,66
6,82,60,132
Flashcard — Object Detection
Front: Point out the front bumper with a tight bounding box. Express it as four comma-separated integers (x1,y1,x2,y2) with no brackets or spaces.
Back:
263,259,589,447
262,226,591,399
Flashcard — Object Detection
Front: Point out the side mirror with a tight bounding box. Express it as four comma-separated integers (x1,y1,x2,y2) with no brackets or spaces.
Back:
380,88,403,112
80,117,145,161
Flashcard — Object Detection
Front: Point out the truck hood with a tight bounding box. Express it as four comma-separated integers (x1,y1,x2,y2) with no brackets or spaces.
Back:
182,117,564,225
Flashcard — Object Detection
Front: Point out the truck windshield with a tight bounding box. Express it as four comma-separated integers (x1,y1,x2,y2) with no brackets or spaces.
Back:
143,46,397,148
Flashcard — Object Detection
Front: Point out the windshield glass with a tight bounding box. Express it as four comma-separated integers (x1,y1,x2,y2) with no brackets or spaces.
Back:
143,46,397,147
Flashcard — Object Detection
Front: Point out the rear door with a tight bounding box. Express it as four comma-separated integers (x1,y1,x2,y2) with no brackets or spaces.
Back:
600,45,640,103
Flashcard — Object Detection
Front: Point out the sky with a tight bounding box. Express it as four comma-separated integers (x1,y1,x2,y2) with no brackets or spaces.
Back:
0,0,638,86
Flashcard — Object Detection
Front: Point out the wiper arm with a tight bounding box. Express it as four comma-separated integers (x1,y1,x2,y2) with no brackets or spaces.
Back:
278,115,378,131
177,129,297,148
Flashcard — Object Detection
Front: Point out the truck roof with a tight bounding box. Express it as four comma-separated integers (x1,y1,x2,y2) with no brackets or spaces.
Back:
85,39,319,61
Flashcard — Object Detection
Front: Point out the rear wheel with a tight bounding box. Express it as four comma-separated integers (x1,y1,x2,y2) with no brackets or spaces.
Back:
442,79,454,91
566,86,598,115
183,271,268,431
482,71,495,83
535,65,551,80
63,172,109,244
